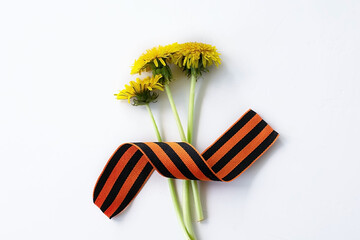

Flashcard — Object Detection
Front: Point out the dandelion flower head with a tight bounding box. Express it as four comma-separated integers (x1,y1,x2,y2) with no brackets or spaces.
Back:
115,75,164,106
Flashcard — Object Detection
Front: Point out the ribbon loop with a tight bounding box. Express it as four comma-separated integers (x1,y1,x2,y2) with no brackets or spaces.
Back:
93,109,279,218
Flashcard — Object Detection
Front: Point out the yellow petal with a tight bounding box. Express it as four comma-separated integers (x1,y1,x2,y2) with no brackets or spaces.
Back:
153,85,164,91
154,58,159,67
202,56,206,68
131,81,140,93
159,57,166,66
183,56,187,66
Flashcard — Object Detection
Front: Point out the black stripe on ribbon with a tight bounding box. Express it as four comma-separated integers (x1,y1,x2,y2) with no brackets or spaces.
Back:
202,110,256,160
93,144,132,201
223,131,278,181
212,120,268,173
110,162,153,218
100,150,143,212
177,142,220,181
134,142,174,178
155,142,197,180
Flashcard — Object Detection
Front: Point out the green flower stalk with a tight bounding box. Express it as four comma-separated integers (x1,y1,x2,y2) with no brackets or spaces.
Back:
187,72,203,221
136,45,195,237
164,83,195,238
130,44,197,239
145,104,194,240
115,76,194,240
129,42,221,236
146,60,187,143
129,43,187,143
173,42,222,222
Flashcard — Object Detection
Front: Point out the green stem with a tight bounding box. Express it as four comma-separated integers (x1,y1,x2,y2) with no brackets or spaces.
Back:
187,74,196,144
146,104,162,142
183,180,195,239
164,84,187,142
190,180,203,222
187,74,204,222
145,104,194,240
169,180,194,240
164,85,196,238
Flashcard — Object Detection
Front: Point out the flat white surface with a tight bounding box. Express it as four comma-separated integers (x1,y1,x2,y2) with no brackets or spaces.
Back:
1,0,360,239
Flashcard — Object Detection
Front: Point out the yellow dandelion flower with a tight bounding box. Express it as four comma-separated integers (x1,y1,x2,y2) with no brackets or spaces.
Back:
131,43,180,75
115,75,164,106
173,42,221,77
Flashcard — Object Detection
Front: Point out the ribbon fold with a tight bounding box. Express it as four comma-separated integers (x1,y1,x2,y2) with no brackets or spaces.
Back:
93,109,279,218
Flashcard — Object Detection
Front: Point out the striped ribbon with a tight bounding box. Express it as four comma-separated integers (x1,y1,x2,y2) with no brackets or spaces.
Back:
93,109,279,218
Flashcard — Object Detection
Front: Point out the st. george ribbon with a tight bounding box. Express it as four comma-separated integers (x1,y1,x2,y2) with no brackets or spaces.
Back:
93,109,279,218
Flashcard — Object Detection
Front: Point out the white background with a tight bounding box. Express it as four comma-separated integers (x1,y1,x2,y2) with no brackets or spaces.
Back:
1,0,359,239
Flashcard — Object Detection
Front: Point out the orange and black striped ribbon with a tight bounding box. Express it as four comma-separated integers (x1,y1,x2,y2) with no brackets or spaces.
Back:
93,109,279,218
